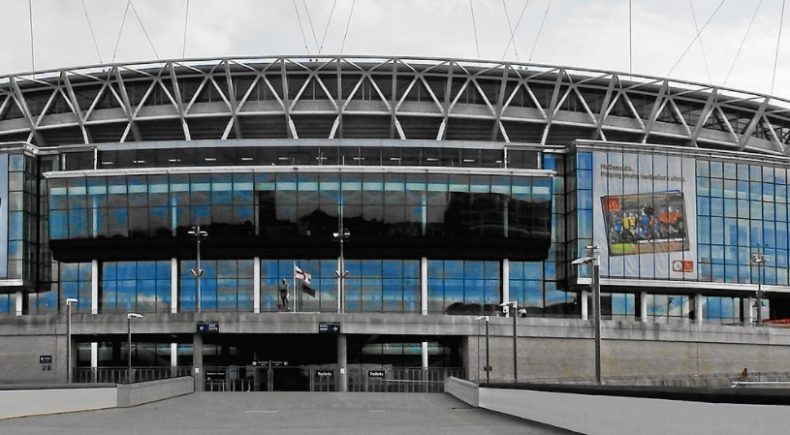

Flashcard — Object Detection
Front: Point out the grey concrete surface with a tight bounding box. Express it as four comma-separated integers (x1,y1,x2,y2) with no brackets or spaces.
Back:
0,392,571,435
117,376,194,407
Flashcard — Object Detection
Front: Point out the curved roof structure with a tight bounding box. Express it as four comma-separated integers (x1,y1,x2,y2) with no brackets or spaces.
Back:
1,55,789,155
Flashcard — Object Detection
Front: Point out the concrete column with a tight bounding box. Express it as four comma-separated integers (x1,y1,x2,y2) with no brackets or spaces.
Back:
502,258,510,304
337,334,347,392
91,259,99,314
639,292,648,323
253,257,261,313
744,296,754,325
170,258,178,314
421,342,428,369
14,290,22,316
694,293,703,325
420,257,428,315
91,342,98,382
170,343,178,378
581,290,589,320
193,333,204,392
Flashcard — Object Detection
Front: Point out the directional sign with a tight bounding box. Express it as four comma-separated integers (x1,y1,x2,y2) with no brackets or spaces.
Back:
315,370,334,378
39,355,52,364
318,322,341,334
197,321,219,333
368,370,385,378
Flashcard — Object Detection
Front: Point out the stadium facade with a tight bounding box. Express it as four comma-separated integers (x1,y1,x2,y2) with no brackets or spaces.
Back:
2,56,790,391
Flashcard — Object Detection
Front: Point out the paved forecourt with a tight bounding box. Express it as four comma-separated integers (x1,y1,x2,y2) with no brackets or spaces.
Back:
0,392,570,434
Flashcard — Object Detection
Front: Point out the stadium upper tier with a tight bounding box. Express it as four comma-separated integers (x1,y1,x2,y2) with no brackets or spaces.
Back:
1,56,789,156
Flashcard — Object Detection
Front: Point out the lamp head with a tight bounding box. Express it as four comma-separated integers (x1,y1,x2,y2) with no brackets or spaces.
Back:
127,313,144,319
66,298,79,305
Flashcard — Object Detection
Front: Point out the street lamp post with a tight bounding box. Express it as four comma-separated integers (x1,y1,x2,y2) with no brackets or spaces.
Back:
500,301,518,382
572,245,601,385
188,225,208,313
751,251,766,325
127,313,143,384
333,227,350,313
65,298,78,383
475,316,491,383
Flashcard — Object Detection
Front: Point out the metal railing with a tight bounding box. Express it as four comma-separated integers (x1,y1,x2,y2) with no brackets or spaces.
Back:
74,366,192,384
347,367,465,393
199,365,464,393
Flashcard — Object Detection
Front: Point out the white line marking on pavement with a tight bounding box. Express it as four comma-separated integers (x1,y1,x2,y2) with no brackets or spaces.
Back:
244,410,278,414
368,409,385,413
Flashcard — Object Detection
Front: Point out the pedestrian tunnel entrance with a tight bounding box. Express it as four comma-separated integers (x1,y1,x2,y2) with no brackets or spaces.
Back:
198,334,464,392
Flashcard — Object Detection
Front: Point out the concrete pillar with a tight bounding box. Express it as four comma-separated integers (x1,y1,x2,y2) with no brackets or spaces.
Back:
169,343,178,378
694,293,703,325
581,290,589,320
744,296,755,325
420,257,428,315
253,257,261,313
421,342,428,369
14,290,22,316
502,258,510,304
639,292,648,323
170,258,178,314
91,259,99,314
91,342,98,382
193,333,204,392
337,334,347,392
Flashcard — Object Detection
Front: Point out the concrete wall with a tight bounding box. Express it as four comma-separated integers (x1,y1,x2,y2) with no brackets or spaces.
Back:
0,377,194,420
443,377,478,406
117,377,194,407
445,378,790,434
0,386,116,420
4,312,790,384
464,319,790,383
476,386,790,435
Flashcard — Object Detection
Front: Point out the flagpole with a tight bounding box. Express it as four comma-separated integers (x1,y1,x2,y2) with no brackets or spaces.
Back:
292,262,297,313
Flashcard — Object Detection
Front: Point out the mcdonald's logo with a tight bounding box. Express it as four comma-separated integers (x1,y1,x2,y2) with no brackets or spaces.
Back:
603,196,621,212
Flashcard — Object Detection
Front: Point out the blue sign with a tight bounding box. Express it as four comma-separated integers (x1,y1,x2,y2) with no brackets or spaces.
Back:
318,322,341,334
197,321,219,333
39,355,52,364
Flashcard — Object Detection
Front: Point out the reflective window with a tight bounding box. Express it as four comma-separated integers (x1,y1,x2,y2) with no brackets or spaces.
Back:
102,261,171,313
179,260,254,312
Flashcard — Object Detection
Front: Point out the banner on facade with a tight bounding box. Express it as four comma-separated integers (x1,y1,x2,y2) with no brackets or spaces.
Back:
592,150,697,280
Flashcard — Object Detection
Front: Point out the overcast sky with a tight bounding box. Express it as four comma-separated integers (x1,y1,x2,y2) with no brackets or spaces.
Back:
2,0,790,99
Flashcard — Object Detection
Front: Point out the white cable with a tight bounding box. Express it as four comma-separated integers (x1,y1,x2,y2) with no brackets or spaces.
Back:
293,0,310,54
771,0,787,94
528,0,551,62
628,0,636,73
502,0,529,59
340,0,356,55
667,0,726,77
724,0,762,85
112,1,131,63
81,0,103,63
470,0,480,58
302,0,321,53
129,0,159,59
689,0,713,84
318,0,338,54
500,0,519,60
182,0,190,58
28,0,35,72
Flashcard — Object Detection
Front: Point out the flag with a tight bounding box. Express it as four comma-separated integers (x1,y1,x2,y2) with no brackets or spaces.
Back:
294,264,316,297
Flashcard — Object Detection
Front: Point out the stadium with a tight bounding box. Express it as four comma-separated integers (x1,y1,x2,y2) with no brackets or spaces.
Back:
2,55,790,391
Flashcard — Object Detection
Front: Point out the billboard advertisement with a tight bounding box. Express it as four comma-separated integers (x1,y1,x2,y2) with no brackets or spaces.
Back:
592,150,697,280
